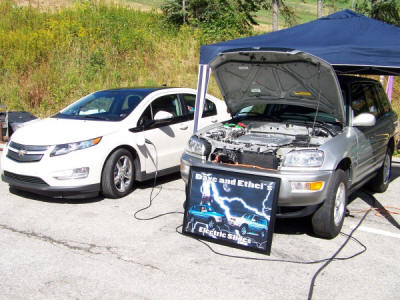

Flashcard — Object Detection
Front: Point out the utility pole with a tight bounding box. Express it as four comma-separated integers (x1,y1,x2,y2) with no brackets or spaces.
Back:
272,0,278,31
183,0,186,24
317,0,323,18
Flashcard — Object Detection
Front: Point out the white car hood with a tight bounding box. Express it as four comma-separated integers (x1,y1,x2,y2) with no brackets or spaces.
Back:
210,50,345,122
10,118,120,145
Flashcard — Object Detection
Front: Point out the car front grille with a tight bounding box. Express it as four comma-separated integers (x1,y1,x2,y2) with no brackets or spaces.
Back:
6,141,49,163
3,171,49,185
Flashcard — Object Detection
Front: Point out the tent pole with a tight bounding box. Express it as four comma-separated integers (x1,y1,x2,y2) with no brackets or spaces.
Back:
386,76,394,102
193,64,211,133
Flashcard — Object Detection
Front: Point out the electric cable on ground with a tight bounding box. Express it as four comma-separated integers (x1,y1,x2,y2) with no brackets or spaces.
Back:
307,209,370,300
133,140,183,221
131,140,371,300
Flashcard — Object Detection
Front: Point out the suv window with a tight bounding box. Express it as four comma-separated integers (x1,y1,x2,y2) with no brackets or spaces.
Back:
374,84,392,115
351,83,380,118
181,94,217,118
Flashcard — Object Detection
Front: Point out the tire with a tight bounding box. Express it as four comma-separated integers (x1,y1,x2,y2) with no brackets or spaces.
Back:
369,148,392,193
259,229,267,239
207,218,216,230
189,215,195,224
312,169,347,239
239,224,248,236
101,148,134,199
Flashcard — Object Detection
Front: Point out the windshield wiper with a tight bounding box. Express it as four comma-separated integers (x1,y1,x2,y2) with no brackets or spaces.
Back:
80,115,109,121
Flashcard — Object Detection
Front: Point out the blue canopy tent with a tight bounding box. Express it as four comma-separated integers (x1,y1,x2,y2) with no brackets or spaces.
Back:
193,9,400,132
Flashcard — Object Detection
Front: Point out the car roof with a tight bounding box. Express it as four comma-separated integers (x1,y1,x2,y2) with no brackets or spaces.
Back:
96,87,170,93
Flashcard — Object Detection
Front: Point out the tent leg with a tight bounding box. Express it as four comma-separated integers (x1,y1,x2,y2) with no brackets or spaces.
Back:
193,64,211,133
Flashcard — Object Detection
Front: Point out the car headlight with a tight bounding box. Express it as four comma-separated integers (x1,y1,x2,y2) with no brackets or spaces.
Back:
282,150,324,167
50,137,102,157
185,136,211,158
214,216,222,222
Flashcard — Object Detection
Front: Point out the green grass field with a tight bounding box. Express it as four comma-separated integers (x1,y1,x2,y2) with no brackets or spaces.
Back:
0,0,398,120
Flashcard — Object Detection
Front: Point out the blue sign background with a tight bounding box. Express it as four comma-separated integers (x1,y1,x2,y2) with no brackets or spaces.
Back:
183,167,279,255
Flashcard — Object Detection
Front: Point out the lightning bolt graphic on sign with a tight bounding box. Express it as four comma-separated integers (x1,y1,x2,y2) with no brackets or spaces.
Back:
199,175,274,221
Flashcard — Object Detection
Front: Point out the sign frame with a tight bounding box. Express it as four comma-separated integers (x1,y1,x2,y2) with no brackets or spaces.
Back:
183,166,280,255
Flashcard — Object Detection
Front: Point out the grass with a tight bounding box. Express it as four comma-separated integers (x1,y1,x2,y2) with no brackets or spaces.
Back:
0,0,399,120
0,1,213,117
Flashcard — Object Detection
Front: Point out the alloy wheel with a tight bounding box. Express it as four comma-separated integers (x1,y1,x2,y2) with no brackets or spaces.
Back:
333,182,346,226
113,155,133,193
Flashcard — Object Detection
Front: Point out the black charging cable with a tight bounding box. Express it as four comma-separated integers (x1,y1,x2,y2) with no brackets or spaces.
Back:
307,209,370,299
175,213,368,265
175,210,369,300
133,139,184,221
132,139,369,299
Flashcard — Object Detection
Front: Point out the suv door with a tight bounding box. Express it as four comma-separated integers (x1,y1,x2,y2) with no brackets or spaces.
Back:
350,83,378,181
372,83,397,161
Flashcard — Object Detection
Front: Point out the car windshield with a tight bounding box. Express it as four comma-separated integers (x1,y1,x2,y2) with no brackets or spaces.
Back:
53,90,153,121
236,104,340,124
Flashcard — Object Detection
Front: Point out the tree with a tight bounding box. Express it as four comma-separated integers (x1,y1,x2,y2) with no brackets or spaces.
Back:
356,0,400,26
254,0,297,31
162,0,260,40
161,0,296,35
162,0,259,27
317,0,323,18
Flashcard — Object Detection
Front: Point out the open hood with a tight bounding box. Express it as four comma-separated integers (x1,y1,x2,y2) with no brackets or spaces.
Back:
210,50,345,122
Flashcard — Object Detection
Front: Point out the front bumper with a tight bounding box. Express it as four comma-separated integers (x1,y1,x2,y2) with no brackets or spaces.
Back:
181,153,335,211
2,172,100,199
0,140,106,199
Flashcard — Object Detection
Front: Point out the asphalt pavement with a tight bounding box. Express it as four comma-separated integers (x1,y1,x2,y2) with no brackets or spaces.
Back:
0,159,399,299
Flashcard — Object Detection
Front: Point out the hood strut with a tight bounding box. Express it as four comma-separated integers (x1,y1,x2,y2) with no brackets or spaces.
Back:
309,63,321,147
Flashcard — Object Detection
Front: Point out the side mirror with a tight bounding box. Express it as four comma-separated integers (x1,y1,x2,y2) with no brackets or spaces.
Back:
352,113,376,127
154,110,173,121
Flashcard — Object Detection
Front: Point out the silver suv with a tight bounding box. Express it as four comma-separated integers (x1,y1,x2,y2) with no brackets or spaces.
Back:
181,50,398,239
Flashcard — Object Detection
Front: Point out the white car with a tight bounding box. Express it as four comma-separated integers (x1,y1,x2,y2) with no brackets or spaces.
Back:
1,88,229,199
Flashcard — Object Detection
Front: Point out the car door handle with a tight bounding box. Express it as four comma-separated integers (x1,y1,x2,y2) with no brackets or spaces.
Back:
211,119,218,123
179,124,188,130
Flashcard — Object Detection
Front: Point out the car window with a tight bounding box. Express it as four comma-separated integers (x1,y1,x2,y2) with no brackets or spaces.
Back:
137,94,183,127
351,83,382,118
152,94,182,117
137,106,153,127
57,90,148,121
374,84,392,115
181,94,217,118
78,96,112,115
364,85,380,117
238,104,267,116
351,84,369,117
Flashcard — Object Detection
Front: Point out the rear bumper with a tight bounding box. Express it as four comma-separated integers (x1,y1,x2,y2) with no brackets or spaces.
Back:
2,173,100,199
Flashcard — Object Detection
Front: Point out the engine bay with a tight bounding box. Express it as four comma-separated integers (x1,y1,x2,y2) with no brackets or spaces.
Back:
198,119,341,169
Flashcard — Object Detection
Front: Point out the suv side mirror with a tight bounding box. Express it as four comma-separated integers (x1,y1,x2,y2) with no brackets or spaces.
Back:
352,113,376,127
154,110,173,121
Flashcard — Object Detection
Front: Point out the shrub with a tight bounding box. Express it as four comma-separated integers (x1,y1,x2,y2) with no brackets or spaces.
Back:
0,0,231,117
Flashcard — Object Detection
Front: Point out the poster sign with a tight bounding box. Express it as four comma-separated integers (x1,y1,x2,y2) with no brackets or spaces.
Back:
183,167,280,255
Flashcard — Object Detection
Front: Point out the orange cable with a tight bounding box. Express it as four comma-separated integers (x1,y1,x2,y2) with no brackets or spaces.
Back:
349,206,400,217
